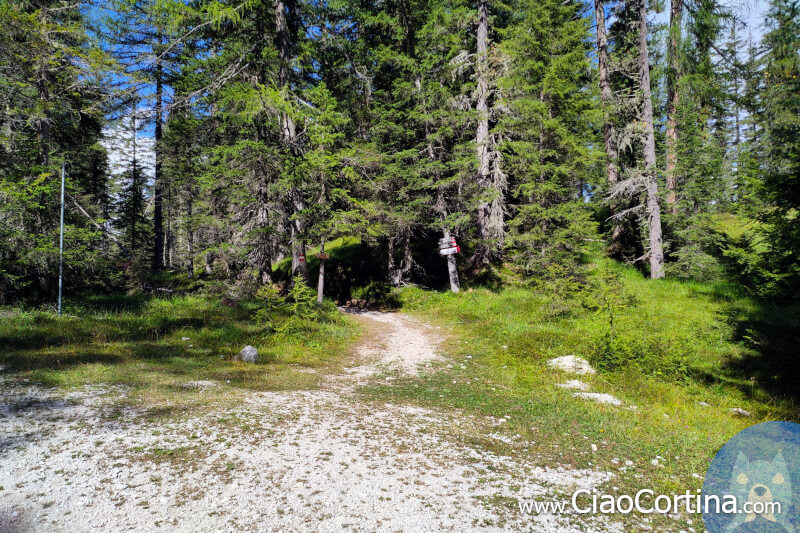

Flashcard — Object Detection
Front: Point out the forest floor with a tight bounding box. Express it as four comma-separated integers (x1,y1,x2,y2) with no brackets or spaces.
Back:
1,309,628,532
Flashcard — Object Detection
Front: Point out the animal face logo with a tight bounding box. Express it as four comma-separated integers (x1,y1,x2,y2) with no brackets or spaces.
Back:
726,451,794,533
704,422,800,533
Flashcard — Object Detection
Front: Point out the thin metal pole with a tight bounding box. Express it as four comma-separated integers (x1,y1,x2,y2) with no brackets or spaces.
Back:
58,163,65,316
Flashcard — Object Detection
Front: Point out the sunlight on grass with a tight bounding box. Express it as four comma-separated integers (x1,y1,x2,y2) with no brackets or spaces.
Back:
0,293,361,416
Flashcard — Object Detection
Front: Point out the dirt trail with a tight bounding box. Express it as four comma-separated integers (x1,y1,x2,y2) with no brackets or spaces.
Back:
0,311,621,532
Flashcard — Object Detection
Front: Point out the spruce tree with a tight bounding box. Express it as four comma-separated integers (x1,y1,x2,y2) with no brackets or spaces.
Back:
497,0,599,280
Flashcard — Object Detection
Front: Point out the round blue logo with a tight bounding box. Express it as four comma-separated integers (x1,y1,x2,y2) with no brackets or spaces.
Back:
703,421,800,533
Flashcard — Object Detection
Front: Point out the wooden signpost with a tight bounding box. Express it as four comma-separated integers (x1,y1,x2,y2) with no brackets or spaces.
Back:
438,235,460,293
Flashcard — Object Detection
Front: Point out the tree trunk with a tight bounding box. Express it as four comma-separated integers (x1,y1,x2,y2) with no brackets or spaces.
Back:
275,0,306,280
594,0,623,256
35,8,51,168
665,0,682,213
152,46,164,273
165,181,173,268
317,242,325,305
254,185,273,284
186,191,194,278
388,236,400,286
401,232,413,280
731,24,741,149
388,230,413,286
472,0,493,267
130,106,139,255
289,190,307,279
204,251,214,276
637,0,665,279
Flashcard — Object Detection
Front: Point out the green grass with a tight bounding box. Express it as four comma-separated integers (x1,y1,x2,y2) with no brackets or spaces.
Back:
0,292,361,416
363,257,799,528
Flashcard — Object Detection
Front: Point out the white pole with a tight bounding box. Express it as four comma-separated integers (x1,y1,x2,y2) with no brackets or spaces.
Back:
58,163,65,316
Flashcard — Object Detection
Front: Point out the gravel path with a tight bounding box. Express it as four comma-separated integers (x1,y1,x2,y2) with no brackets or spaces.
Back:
0,311,622,532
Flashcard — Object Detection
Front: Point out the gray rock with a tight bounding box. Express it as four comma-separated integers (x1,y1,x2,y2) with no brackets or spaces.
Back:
698,401,710,407
547,355,596,375
729,407,752,417
557,380,591,391
238,345,258,363
572,392,622,406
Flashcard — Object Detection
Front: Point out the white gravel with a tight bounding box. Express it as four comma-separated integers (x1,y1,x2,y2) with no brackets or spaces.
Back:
0,311,622,532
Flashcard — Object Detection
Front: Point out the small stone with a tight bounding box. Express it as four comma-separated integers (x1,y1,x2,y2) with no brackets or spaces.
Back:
698,401,710,407
730,407,752,417
591,443,598,452
181,337,190,341
238,345,258,363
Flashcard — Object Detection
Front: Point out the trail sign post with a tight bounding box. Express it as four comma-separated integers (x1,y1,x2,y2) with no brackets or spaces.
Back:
438,234,460,293
438,237,460,256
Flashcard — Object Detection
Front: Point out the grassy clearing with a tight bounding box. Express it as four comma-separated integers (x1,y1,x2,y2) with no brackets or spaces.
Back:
363,257,799,528
0,292,361,416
